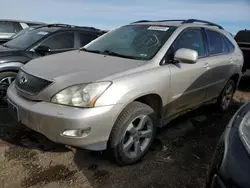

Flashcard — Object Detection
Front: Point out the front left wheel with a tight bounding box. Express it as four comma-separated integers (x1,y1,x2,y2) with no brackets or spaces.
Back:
0,71,17,103
108,101,156,165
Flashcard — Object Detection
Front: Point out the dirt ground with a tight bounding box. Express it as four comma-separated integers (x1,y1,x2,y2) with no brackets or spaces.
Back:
1,75,250,188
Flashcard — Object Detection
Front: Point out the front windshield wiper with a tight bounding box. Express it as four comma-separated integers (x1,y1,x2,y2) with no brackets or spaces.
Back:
80,48,102,54
81,48,141,60
103,50,139,60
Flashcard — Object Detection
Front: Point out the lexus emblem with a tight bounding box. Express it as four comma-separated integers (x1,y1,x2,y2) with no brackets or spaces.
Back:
19,76,28,85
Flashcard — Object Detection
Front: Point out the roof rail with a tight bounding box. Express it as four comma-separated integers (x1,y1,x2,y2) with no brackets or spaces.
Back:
131,19,186,24
47,23,73,28
182,19,224,30
41,24,103,32
131,19,224,30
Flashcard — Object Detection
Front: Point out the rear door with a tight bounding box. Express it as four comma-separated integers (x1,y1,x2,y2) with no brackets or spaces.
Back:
203,29,233,101
38,31,75,55
165,28,209,117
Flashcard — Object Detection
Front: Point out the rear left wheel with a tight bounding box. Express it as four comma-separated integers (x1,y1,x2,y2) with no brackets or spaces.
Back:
108,101,156,165
216,79,236,112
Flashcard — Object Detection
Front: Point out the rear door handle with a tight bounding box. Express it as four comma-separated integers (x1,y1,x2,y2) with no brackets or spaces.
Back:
204,63,210,69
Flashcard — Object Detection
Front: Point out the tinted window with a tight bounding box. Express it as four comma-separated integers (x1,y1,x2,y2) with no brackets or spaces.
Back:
84,25,176,60
224,36,235,52
171,28,205,57
206,30,229,55
79,33,97,47
0,21,22,33
40,32,74,50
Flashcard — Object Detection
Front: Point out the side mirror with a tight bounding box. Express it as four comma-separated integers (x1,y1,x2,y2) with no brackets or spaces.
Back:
174,48,198,64
34,45,51,55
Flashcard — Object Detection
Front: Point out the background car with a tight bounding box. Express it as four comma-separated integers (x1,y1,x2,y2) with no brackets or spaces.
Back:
7,19,243,165
0,23,106,101
0,19,45,44
235,29,250,74
206,102,250,188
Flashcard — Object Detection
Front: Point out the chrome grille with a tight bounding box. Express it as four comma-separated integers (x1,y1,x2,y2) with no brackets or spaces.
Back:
15,70,52,95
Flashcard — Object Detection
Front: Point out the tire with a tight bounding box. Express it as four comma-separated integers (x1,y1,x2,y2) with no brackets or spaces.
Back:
108,101,157,165
216,79,236,112
0,71,17,103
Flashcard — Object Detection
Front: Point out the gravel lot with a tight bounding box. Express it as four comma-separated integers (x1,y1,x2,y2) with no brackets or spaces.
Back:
1,75,250,188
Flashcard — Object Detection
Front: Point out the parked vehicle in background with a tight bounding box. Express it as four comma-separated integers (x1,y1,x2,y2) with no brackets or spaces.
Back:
0,19,45,44
0,24,106,101
207,102,250,188
7,19,243,165
10,25,42,39
235,29,250,74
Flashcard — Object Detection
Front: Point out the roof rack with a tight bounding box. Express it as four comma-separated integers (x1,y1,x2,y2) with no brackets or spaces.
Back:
37,23,103,32
131,19,224,30
182,19,224,30
131,19,186,24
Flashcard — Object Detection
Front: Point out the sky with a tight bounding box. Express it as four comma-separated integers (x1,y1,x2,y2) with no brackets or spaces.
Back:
1,0,249,34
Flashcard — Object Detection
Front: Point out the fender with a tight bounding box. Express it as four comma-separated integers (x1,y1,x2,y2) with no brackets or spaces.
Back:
0,62,24,72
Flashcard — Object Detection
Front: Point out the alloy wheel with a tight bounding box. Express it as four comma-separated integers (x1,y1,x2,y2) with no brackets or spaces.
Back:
122,114,153,159
221,83,234,110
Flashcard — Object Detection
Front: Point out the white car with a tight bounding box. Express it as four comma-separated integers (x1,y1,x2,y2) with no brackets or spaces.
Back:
0,19,45,44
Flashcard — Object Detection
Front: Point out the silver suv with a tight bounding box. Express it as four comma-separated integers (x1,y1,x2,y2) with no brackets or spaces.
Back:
7,19,243,165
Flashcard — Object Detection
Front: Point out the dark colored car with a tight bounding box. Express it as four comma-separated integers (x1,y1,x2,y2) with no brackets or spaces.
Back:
0,24,106,100
235,30,250,73
0,19,45,44
206,102,250,188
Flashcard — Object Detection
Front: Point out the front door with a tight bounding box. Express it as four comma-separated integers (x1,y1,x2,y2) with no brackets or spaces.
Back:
38,31,75,56
164,28,209,117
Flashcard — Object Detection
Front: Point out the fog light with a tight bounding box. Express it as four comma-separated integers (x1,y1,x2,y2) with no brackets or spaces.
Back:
62,128,91,138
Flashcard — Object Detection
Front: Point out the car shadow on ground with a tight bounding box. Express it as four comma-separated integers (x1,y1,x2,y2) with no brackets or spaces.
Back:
72,101,243,188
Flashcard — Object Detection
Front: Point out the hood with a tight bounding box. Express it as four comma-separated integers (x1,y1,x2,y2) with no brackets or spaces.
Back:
22,50,146,82
0,45,23,59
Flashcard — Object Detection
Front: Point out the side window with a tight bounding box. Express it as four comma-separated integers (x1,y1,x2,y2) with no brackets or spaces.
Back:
40,32,74,50
0,21,22,33
206,30,229,55
223,36,235,53
170,28,206,58
79,33,98,47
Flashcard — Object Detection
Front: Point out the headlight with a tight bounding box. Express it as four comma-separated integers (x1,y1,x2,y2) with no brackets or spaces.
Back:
239,111,250,154
51,82,111,107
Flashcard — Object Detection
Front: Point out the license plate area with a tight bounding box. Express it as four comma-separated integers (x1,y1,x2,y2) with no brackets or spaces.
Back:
8,100,19,122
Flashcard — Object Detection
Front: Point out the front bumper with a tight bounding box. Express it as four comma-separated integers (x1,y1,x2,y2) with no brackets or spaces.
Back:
7,84,124,151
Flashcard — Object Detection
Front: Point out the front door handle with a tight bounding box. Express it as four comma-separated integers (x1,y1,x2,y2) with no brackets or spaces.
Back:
204,63,210,69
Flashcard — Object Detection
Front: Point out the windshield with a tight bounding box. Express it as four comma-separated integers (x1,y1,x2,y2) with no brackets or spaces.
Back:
84,25,176,60
4,29,51,49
